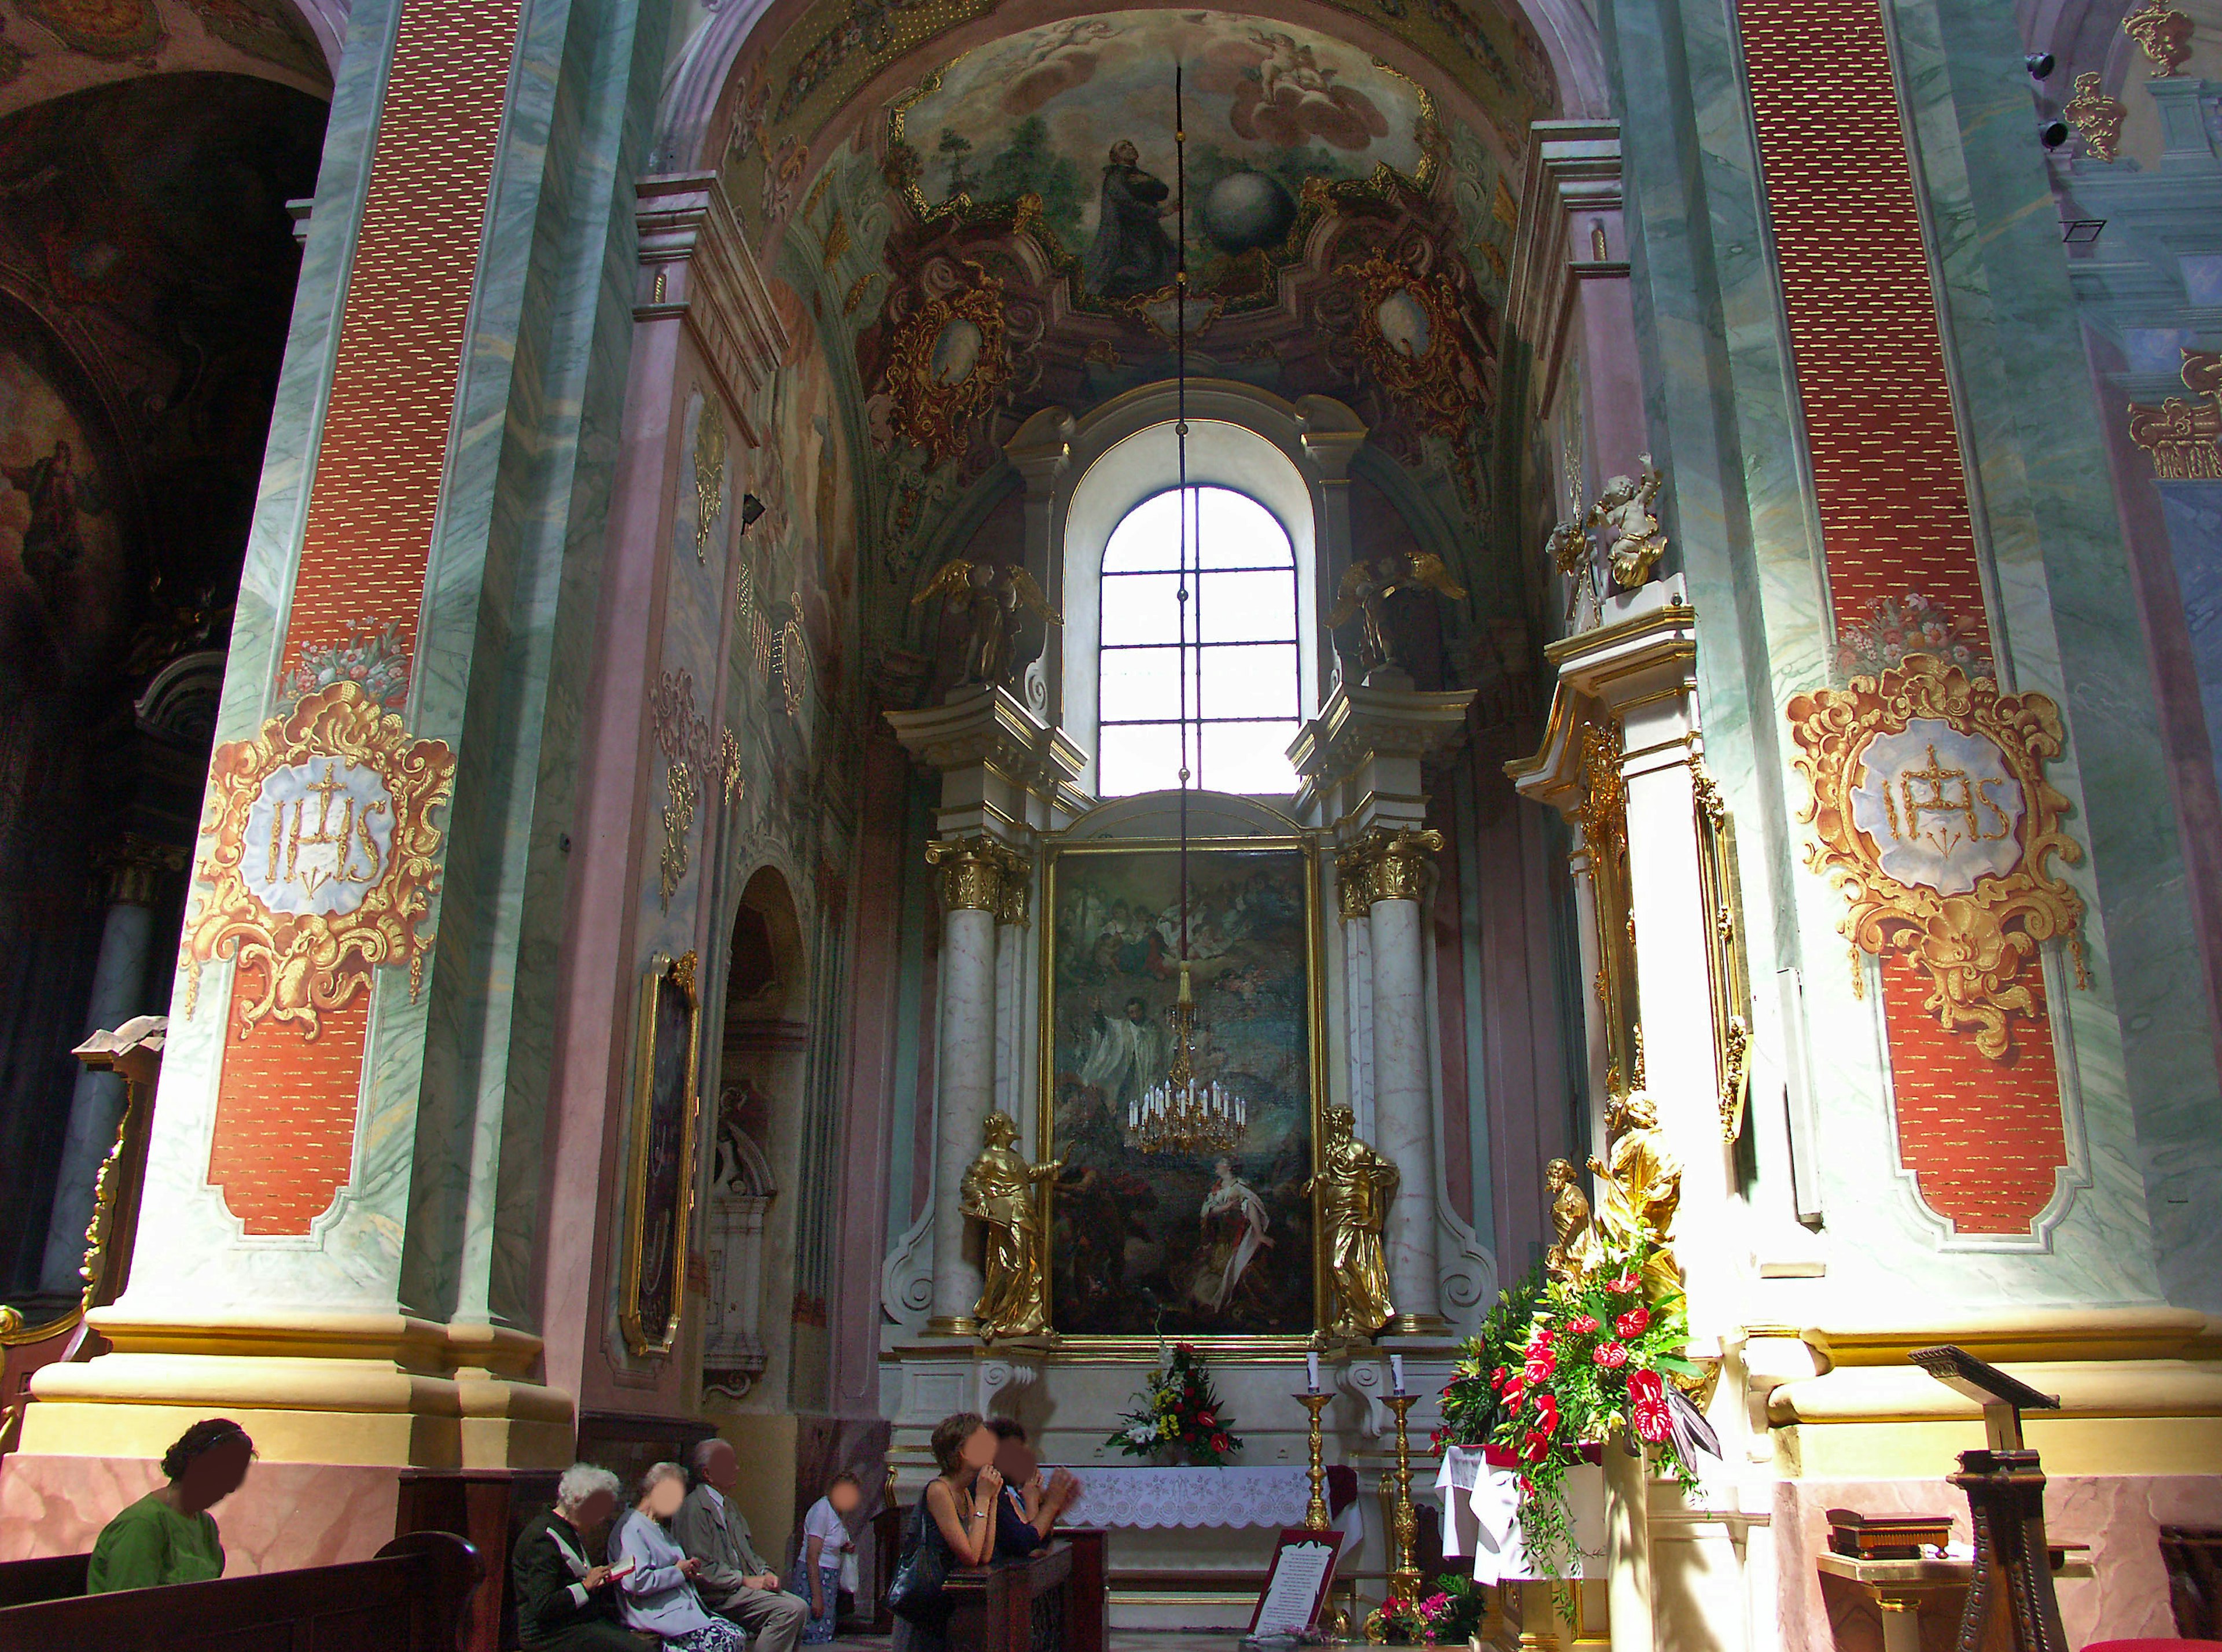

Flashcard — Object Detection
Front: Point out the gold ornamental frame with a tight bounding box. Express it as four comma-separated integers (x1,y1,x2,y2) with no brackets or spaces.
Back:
179,679,455,1038
879,259,1012,469
1786,655,2088,1060
1691,757,1753,1142
1037,833,1330,1353
1569,715,1641,1092
621,950,704,1357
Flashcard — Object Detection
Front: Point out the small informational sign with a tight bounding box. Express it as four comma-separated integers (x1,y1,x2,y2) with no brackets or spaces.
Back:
1248,1528,1344,1637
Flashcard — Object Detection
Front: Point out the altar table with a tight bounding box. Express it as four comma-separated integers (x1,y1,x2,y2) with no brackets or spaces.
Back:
1055,1466,1355,1530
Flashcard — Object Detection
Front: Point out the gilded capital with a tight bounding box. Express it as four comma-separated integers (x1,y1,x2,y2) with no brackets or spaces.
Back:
95,835,189,908
1337,826,1443,908
925,836,1031,921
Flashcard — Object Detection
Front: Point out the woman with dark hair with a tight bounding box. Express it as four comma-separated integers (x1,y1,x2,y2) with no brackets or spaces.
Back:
87,1418,254,1592
889,1412,1002,1652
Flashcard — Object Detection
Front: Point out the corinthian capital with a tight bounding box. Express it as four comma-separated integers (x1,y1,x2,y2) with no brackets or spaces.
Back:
925,836,1032,921
1337,826,1444,908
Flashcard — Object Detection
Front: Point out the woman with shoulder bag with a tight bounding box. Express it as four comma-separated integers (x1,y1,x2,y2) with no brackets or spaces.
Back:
886,1412,1003,1652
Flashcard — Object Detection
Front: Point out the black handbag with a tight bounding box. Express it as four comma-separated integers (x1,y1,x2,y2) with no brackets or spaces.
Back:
884,1493,952,1624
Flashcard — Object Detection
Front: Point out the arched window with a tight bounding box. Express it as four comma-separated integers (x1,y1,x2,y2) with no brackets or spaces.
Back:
1097,485,1301,797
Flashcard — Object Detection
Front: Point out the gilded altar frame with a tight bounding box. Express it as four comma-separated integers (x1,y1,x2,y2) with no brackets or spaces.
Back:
1036,834,1330,1355
621,950,704,1357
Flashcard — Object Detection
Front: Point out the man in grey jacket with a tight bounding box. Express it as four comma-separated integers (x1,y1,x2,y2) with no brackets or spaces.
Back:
674,1438,812,1652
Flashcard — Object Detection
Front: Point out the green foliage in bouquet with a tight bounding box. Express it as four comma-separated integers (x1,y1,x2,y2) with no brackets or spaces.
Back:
1106,1343,1243,1467
1434,1258,1547,1452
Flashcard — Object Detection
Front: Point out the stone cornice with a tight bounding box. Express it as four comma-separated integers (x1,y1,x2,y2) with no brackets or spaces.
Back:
635,172,788,434
1288,670,1476,792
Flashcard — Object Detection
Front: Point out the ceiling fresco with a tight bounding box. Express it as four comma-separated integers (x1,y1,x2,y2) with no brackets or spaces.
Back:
0,0,329,119
718,2,1547,696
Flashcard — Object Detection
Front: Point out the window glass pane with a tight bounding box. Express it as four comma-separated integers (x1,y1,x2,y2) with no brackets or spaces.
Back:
1195,644,1298,720
1194,488,1293,571
1200,722,1300,794
1099,646,1198,724
1196,569,1298,643
1099,573,1187,645
1097,722,1193,798
1101,490,1186,573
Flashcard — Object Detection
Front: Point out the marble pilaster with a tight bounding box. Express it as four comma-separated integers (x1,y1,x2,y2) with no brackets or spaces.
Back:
929,886,1000,1330
1364,867,1443,1331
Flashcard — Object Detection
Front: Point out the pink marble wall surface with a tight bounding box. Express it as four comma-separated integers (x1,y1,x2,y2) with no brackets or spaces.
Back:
1775,1472,2222,1651
0,1452,399,1573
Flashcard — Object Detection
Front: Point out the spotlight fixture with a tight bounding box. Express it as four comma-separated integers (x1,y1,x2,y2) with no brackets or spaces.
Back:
2039,119,2070,148
2026,50,2056,78
740,492,765,532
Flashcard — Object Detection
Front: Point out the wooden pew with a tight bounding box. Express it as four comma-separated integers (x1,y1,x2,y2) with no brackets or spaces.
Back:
942,1530,1106,1652
0,1529,481,1651
0,1552,87,1609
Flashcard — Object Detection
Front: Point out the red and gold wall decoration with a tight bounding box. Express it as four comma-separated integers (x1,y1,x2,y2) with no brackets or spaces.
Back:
1741,0,2087,1233
185,0,523,1236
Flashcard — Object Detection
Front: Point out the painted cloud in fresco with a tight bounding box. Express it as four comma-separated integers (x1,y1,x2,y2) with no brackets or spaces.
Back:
900,10,1427,259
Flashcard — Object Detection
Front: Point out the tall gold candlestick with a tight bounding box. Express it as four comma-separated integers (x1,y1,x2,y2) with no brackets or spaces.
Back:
1297,1391,1334,1529
1384,1393,1421,1601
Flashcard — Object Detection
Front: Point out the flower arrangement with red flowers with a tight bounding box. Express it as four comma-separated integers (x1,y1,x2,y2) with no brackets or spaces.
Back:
1437,1242,1706,1575
1107,1343,1243,1467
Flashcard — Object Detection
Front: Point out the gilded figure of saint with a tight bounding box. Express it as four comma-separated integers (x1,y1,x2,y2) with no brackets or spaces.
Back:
1588,1087,1681,1298
1543,1157,1601,1281
961,1110,1061,1341
1307,1105,1400,1338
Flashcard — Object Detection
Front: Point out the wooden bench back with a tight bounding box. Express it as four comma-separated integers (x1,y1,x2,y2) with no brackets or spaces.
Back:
0,1530,481,1652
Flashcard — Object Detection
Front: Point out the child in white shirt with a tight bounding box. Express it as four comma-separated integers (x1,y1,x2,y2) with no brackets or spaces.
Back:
788,1472,862,1643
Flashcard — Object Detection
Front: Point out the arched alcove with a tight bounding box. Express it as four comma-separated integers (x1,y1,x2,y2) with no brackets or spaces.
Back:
703,865,811,1409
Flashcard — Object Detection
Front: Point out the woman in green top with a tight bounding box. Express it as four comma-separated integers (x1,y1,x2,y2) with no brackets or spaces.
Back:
87,1418,255,1592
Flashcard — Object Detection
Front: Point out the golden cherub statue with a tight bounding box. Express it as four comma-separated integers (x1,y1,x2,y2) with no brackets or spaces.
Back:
1307,1105,1400,1339
1588,1084,1681,1300
1543,1157,1602,1282
1587,456,1668,591
1325,551,1467,675
961,1110,1061,1342
912,558,1061,689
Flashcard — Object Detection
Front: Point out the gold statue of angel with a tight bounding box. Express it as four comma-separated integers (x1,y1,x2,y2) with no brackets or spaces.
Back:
1325,551,1468,674
1586,457,1668,591
912,558,1062,688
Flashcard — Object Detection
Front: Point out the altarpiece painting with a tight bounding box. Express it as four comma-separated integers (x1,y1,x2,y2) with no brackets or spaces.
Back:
1043,842,1320,1337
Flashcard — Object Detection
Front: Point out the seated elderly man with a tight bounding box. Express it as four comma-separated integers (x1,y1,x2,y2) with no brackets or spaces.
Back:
514,1463,637,1651
672,1438,811,1652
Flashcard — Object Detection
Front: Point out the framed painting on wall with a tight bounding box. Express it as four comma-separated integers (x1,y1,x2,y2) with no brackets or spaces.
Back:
1040,840,1323,1341
622,950,703,1356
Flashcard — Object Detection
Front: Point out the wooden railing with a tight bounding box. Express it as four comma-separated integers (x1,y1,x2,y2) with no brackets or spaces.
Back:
0,1529,481,1651
943,1531,1106,1652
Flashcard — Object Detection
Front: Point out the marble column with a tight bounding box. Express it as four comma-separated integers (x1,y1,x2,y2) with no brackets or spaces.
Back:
1355,829,1448,1333
925,838,1024,1331
38,837,184,1293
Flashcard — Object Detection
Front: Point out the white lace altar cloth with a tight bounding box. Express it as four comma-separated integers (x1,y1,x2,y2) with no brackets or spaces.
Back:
1053,1467,1316,1529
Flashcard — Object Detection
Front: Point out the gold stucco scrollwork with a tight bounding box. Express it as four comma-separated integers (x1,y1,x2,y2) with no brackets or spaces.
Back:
693,397,727,562
651,671,715,910
2127,349,2222,480
660,761,698,910
2123,0,2193,74
882,260,1012,469
179,680,455,1037
719,728,745,809
1787,654,2088,1060
2064,73,2128,160
925,836,1030,917
1347,251,1490,512
1570,716,1640,1087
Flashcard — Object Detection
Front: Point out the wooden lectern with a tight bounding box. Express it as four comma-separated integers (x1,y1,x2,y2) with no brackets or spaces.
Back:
1908,1345,2070,1652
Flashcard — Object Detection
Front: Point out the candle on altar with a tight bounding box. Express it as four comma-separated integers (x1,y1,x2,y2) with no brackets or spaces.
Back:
1307,1351,1320,1394
1390,1354,1405,1395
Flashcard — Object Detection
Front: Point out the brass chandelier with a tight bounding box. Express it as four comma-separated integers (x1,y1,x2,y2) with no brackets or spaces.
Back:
1123,65,1245,1162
